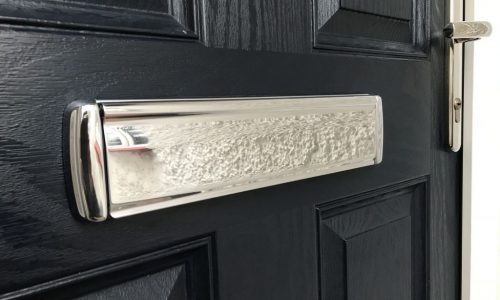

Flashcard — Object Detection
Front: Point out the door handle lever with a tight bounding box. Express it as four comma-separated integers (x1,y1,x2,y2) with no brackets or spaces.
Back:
445,21,492,43
445,21,491,152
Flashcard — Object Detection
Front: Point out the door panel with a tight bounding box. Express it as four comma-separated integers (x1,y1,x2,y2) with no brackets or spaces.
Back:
11,237,215,299
317,179,427,300
78,267,190,300
0,0,200,38
0,0,460,299
313,0,428,55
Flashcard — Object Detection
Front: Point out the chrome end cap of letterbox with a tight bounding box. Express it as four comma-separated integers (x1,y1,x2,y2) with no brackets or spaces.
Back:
68,103,108,222
374,95,384,165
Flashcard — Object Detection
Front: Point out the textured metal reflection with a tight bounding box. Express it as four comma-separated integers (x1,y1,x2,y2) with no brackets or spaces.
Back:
100,96,383,218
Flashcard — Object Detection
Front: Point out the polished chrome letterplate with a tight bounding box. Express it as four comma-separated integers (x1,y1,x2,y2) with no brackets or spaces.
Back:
67,95,383,221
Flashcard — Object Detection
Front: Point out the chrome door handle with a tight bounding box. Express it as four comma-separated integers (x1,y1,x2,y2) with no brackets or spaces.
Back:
445,21,491,152
445,22,492,43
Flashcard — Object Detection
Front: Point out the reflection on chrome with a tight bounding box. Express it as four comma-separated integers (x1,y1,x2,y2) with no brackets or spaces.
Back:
101,96,383,219
67,95,383,221
105,126,150,152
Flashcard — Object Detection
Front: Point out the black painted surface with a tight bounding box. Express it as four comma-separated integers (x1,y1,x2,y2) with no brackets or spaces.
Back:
3,237,214,299
0,0,460,299
429,0,462,299
319,9,412,43
0,0,199,38
201,0,309,53
313,0,428,56
342,0,413,20
317,180,427,300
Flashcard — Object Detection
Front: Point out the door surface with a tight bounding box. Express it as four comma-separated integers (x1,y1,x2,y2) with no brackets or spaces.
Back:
0,0,461,299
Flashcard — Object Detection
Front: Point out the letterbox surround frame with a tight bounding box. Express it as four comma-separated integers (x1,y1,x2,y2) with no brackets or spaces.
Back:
66,95,383,222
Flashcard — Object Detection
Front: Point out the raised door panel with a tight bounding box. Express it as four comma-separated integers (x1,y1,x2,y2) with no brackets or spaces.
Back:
346,218,412,300
0,0,431,56
76,266,188,300
317,179,427,300
5,237,216,300
0,0,200,38
313,0,428,56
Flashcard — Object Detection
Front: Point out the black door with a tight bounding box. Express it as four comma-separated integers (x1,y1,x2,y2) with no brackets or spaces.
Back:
0,0,460,299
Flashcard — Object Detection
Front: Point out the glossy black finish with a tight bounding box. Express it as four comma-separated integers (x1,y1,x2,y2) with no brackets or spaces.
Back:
0,0,460,299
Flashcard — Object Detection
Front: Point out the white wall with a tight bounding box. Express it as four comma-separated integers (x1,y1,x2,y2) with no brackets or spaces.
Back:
465,1,500,299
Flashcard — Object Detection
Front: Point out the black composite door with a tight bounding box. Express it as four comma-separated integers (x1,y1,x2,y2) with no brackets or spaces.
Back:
0,0,461,299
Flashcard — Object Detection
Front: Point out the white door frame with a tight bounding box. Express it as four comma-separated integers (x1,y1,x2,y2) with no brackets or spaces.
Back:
462,0,499,299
